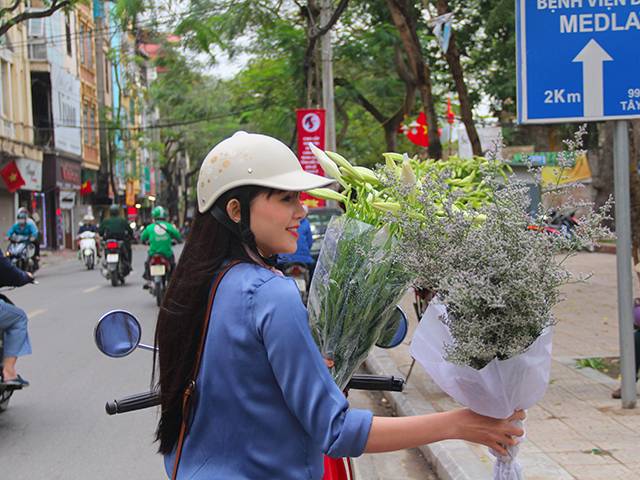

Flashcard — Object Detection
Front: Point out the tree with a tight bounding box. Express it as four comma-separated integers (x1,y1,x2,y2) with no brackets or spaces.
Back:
429,0,481,156
385,0,443,159
0,0,75,37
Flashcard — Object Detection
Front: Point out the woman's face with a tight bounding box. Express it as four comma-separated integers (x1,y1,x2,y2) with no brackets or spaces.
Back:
250,191,306,257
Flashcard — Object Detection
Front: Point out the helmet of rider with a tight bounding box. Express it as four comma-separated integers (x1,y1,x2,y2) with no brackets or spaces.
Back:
109,204,121,216
152,206,167,220
83,214,95,223
17,211,28,224
196,131,333,252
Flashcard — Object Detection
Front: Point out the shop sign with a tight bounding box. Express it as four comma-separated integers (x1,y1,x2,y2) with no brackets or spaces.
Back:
57,158,82,189
16,158,42,191
60,190,76,210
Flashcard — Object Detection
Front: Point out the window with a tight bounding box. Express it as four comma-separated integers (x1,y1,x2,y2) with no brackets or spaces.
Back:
90,106,96,145
79,24,85,65
83,103,89,145
105,57,110,93
87,29,93,66
0,60,12,118
65,14,72,56
28,17,45,38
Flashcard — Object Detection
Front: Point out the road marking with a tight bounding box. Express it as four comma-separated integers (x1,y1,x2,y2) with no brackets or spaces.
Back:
83,285,101,293
27,309,46,319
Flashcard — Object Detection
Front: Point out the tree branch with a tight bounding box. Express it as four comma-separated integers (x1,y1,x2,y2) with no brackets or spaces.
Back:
0,0,22,19
310,0,349,40
0,0,71,37
334,77,387,124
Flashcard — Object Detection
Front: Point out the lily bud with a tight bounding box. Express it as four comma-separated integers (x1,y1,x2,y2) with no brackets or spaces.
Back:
371,201,401,213
309,143,343,181
326,151,364,182
400,155,417,188
306,188,348,203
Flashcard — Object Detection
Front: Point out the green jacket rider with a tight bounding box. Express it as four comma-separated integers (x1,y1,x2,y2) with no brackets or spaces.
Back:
141,206,181,287
141,206,182,259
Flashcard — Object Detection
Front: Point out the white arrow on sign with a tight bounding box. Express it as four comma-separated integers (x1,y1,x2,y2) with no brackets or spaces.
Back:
573,39,613,118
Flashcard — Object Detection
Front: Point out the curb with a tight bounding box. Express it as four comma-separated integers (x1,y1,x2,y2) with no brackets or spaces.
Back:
364,349,493,480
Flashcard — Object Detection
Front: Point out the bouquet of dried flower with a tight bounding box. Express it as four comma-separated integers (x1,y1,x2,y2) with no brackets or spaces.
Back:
390,130,612,479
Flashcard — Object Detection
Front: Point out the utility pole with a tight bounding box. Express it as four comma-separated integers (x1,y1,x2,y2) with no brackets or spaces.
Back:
319,0,336,151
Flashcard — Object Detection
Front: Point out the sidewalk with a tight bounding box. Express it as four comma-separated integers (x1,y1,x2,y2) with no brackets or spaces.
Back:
365,252,640,480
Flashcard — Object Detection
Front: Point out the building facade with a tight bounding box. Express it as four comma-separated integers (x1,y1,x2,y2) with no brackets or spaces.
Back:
0,2,44,241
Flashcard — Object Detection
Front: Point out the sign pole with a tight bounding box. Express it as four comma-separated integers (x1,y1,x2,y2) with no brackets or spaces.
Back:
319,0,336,152
613,120,637,409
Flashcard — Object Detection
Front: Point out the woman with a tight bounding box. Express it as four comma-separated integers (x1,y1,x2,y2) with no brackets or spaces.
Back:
154,131,524,479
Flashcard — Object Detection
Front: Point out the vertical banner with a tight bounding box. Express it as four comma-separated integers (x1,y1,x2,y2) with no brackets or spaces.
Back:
297,109,326,208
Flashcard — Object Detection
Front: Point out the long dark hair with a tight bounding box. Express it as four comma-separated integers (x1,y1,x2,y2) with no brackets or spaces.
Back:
153,186,273,454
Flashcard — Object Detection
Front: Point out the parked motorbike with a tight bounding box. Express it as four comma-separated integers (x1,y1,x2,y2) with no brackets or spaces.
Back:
6,234,38,274
101,239,130,287
148,254,172,307
528,208,595,251
280,262,310,304
78,231,98,270
93,306,409,479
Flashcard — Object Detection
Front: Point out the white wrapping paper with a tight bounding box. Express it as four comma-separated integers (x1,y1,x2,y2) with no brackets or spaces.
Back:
410,300,553,479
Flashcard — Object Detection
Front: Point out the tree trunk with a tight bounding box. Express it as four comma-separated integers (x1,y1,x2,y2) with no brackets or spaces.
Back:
386,0,442,159
433,0,481,156
628,120,640,281
588,122,615,229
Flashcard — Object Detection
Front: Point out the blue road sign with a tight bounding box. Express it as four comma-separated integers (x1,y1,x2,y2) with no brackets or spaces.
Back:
517,1,640,124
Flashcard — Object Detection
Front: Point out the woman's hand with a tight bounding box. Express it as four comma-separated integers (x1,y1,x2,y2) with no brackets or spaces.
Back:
450,409,526,456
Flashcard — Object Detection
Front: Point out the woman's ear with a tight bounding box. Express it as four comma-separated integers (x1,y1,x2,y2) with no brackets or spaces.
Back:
226,199,241,224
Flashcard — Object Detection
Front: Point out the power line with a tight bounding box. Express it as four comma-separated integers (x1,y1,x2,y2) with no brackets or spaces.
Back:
31,105,263,131
4,5,221,51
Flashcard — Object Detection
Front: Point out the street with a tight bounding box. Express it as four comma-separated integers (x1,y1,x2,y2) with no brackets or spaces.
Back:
0,245,436,479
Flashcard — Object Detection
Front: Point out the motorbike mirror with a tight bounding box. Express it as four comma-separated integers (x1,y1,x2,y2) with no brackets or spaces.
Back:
94,310,142,358
375,306,409,349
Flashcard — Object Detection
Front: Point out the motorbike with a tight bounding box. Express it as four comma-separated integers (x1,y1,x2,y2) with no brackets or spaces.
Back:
93,306,409,479
78,231,98,270
101,239,130,287
528,208,595,251
0,287,35,412
6,234,38,274
280,262,311,304
148,254,172,307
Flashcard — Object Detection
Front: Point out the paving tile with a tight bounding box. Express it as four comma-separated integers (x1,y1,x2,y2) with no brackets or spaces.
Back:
563,463,638,480
547,450,621,467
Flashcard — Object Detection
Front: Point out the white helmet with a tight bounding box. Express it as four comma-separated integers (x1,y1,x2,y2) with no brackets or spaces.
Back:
83,214,95,222
197,131,333,213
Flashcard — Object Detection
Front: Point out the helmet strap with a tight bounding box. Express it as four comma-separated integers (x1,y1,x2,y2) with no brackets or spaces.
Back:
210,195,277,267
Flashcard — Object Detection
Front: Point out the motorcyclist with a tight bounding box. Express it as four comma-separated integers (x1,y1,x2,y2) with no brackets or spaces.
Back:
6,212,39,270
98,205,134,270
0,254,34,387
77,214,101,257
141,206,181,289
17,207,40,263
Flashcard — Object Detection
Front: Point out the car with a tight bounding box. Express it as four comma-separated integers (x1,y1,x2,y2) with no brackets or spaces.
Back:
306,207,343,265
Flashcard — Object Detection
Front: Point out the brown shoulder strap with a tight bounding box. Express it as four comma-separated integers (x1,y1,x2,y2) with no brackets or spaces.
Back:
171,259,243,480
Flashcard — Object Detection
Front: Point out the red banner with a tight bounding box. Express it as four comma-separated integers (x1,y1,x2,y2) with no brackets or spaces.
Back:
0,161,26,193
297,109,326,208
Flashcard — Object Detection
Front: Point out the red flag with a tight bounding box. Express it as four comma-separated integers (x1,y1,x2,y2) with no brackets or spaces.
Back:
447,97,455,125
80,180,93,196
0,161,25,193
406,112,429,147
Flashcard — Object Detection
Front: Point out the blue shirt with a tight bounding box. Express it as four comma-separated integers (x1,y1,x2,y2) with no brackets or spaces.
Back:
164,263,372,479
7,222,38,239
278,218,314,265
